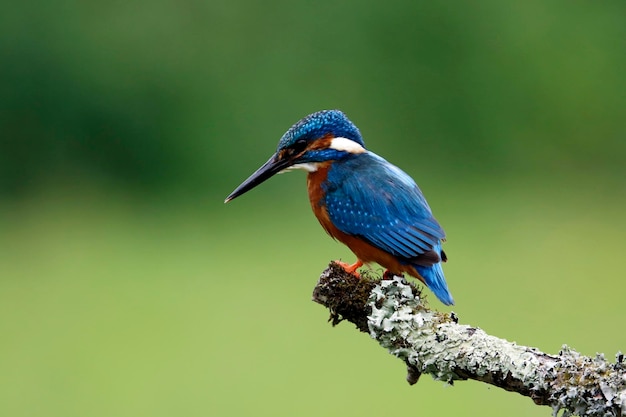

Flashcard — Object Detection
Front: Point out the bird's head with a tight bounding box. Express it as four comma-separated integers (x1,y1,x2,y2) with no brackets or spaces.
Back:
225,110,366,202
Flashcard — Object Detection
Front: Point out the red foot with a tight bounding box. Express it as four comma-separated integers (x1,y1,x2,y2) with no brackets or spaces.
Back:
335,260,364,277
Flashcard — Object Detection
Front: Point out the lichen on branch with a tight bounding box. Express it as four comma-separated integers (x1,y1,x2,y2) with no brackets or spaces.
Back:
312,262,626,417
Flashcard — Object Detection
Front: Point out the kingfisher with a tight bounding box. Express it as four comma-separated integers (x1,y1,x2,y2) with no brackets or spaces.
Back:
225,110,454,305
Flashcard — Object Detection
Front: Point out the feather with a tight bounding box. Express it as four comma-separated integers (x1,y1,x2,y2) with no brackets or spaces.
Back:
324,152,445,262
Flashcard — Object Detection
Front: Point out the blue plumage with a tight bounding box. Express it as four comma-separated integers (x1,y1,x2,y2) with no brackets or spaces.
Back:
226,109,455,305
321,151,454,305
415,252,454,306
324,153,444,258
278,110,365,150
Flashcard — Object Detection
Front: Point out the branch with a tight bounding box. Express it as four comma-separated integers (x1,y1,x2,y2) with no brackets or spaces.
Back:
312,262,626,417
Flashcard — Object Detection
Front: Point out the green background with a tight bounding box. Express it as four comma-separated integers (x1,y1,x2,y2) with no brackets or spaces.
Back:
1,1,625,416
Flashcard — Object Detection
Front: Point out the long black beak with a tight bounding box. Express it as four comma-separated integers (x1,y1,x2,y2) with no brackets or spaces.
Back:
224,154,291,203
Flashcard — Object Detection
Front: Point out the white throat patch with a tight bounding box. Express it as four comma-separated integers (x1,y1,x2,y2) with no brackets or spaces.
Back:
329,137,366,154
280,162,321,173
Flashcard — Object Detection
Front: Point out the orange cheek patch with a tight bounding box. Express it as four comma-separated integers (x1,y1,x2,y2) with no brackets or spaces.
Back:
306,134,334,151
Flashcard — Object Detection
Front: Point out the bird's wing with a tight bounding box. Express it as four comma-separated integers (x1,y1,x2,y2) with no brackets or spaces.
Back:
324,153,445,264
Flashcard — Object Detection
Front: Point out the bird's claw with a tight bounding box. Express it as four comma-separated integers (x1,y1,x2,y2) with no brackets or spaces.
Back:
335,260,363,277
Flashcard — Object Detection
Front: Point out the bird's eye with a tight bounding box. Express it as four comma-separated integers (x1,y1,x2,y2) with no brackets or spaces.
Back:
292,139,307,154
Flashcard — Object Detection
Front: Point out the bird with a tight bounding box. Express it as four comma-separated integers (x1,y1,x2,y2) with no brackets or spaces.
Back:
225,110,454,305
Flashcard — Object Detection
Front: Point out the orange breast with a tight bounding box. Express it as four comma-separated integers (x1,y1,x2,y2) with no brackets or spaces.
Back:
306,165,424,283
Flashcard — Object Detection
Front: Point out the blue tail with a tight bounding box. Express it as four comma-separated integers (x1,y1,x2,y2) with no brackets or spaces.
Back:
415,255,454,306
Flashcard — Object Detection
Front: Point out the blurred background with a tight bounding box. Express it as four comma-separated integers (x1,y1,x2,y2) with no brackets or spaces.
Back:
1,1,625,416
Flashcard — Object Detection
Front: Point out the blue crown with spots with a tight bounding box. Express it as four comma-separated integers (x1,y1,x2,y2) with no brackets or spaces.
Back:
277,110,365,150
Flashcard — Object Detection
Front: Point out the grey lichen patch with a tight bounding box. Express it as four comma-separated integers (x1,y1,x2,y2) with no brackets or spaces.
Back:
368,278,541,384
368,277,466,382
545,347,626,417
313,265,625,417
364,277,625,417
368,278,548,391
